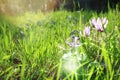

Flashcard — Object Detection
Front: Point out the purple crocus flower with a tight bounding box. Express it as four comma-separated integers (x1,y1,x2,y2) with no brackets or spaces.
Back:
101,17,108,29
90,17,108,32
84,26,90,37
90,18,97,26
96,18,104,32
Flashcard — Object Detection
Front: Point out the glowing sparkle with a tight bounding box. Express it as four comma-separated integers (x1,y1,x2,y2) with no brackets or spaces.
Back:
62,52,87,73
63,58,78,72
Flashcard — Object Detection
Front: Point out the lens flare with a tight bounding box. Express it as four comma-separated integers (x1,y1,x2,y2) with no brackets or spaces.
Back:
63,58,78,72
62,51,87,73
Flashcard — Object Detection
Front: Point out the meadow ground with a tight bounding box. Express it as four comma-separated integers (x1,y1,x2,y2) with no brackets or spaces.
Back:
0,9,120,80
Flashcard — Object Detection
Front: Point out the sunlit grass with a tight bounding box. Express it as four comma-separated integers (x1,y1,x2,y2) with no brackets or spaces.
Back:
0,9,120,80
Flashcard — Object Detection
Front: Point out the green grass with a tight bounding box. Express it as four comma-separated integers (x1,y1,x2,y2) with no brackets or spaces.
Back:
0,9,120,80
